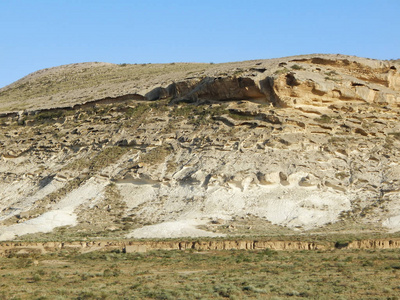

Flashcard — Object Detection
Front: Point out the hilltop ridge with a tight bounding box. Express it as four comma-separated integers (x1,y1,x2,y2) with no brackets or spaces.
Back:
1,53,398,113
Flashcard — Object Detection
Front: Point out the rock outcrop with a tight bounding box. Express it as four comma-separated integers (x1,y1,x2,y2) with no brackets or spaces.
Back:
0,54,399,241
2,238,400,256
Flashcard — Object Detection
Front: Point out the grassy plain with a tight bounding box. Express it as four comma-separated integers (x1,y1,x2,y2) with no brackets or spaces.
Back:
1,248,400,299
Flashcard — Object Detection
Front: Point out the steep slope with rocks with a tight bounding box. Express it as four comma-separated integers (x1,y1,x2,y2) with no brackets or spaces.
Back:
0,54,399,241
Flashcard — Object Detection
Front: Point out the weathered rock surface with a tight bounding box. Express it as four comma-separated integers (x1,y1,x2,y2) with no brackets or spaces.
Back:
0,54,399,241
2,238,400,256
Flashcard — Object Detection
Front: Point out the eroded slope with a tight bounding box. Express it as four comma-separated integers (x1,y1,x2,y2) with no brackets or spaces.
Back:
0,54,400,241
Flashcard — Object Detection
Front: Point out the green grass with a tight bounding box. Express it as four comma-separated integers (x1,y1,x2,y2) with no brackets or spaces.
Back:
1,248,400,299
140,145,173,165
65,146,130,172
124,103,151,118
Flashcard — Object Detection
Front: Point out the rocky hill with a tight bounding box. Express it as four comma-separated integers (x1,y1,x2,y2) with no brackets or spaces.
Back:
0,54,399,241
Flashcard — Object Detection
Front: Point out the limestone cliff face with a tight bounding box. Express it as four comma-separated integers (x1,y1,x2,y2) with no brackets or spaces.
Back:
0,54,399,241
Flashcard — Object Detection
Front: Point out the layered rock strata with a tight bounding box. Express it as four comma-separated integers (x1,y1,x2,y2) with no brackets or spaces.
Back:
2,238,400,256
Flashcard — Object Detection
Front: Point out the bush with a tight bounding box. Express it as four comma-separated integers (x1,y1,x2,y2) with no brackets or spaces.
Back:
325,70,338,76
32,274,41,282
291,64,304,70
213,284,241,298
274,68,289,75
34,110,64,122
314,114,332,123
102,268,121,277
144,289,182,300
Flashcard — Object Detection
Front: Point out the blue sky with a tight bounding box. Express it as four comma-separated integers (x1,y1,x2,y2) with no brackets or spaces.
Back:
0,0,399,88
